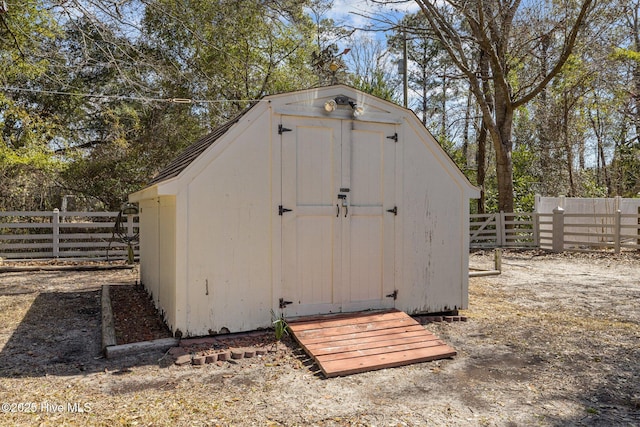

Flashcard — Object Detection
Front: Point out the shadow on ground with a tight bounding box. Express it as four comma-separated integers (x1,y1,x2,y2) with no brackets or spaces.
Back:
0,288,163,378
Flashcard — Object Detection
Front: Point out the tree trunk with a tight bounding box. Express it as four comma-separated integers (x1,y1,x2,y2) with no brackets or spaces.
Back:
422,78,428,126
476,48,492,214
589,102,610,194
421,62,428,126
440,65,447,139
476,120,487,214
463,84,472,167
634,6,640,145
563,91,576,196
493,86,515,213
494,127,514,213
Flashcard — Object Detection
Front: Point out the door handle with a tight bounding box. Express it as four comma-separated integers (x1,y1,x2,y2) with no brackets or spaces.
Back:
337,194,348,218
336,204,340,217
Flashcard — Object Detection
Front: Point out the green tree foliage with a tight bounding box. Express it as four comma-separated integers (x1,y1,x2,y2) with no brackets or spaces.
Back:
0,1,62,210
141,0,318,121
1,0,638,213
1,0,325,210
413,0,596,213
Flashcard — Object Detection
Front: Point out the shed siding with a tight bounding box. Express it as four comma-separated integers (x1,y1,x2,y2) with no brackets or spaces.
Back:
397,121,467,314
181,112,273,335
138,198,159,303
158,196,177,330
131,86,478,336
138,196,177,331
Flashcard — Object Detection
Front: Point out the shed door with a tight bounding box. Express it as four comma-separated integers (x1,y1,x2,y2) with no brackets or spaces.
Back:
281,118,396,317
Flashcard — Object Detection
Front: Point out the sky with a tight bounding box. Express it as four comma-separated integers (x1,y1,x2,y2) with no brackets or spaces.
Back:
323,0,421,35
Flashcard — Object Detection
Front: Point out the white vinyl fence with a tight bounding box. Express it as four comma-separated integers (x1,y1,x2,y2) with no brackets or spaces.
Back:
0,210,139,261
471,210,640,253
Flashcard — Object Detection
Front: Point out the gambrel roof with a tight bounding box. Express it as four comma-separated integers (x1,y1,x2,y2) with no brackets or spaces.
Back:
133,85,479,201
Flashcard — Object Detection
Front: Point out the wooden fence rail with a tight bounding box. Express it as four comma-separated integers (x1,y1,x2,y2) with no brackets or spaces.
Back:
471,210,640,253
3,209,638,260
0,210,139,261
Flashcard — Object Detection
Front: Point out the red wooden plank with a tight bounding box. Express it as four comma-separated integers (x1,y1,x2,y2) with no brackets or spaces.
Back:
288,309,405,331
309,333,443,356
304,328,433,351
288,310,456,377
297,324,428,346
288,311,389,326
320,345,457,377
316,338,450,362
291,317,418,340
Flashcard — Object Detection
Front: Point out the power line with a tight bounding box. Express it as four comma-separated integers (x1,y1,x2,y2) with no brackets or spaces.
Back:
0,86,264,104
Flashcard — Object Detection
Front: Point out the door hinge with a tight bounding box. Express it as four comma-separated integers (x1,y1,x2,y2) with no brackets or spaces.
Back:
386,133,398,142
386,206,398,215
278,124,292,134
278,205,292,215
279,298,293,309
386,289,398,300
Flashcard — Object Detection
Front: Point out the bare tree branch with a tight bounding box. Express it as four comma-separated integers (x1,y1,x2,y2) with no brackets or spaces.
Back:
513,0,595,108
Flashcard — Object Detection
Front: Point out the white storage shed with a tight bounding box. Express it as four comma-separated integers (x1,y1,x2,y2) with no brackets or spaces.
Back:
129,85,480,337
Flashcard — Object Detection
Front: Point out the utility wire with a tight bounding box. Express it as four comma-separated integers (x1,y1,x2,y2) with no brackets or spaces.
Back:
0,86,265,104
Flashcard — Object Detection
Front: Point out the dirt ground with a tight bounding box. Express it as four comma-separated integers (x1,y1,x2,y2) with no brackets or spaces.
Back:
0,250,638,426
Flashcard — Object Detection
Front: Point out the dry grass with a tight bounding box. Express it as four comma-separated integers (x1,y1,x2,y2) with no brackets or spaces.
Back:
0,252,639,426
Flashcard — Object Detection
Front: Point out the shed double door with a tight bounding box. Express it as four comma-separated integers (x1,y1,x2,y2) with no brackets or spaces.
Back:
281,117,397,317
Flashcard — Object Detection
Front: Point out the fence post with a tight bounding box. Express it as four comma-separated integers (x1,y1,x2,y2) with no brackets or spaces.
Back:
637,207,640,250
614,209,621,254
552,206,564,253
496,212,503,247
126,214,134,237
52,208,60,258
502,211,509,247
533,212,540,247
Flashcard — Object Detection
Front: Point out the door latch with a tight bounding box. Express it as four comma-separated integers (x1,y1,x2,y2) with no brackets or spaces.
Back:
279,298,293,309
278,205,292,215
386,290,398,300
386,206,398,215
338,194,348,217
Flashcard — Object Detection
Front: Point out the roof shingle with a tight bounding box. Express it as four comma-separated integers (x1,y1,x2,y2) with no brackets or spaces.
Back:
149,107,252,185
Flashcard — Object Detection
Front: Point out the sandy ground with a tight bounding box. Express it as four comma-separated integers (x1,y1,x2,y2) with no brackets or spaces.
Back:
0,250,638,426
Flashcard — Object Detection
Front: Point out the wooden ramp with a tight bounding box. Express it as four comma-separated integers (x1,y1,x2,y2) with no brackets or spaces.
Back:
288,309,456,377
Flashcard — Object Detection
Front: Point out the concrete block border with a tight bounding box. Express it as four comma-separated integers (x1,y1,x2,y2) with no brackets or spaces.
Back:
101,285,117,350
105,337,179,359
101,284,178,359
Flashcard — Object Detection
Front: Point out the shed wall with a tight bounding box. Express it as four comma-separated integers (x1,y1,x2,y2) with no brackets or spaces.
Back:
179,112,273,335
158,196,177,329
133,87,477,336
138,198,159,301
138,196,177,331
396,120,468,313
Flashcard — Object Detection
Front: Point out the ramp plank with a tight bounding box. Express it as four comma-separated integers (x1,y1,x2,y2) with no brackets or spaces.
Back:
288,310,456,377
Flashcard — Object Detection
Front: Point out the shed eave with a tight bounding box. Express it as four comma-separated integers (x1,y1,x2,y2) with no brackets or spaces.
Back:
129,185,158,202
467,185,481,199
129,176,180,202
